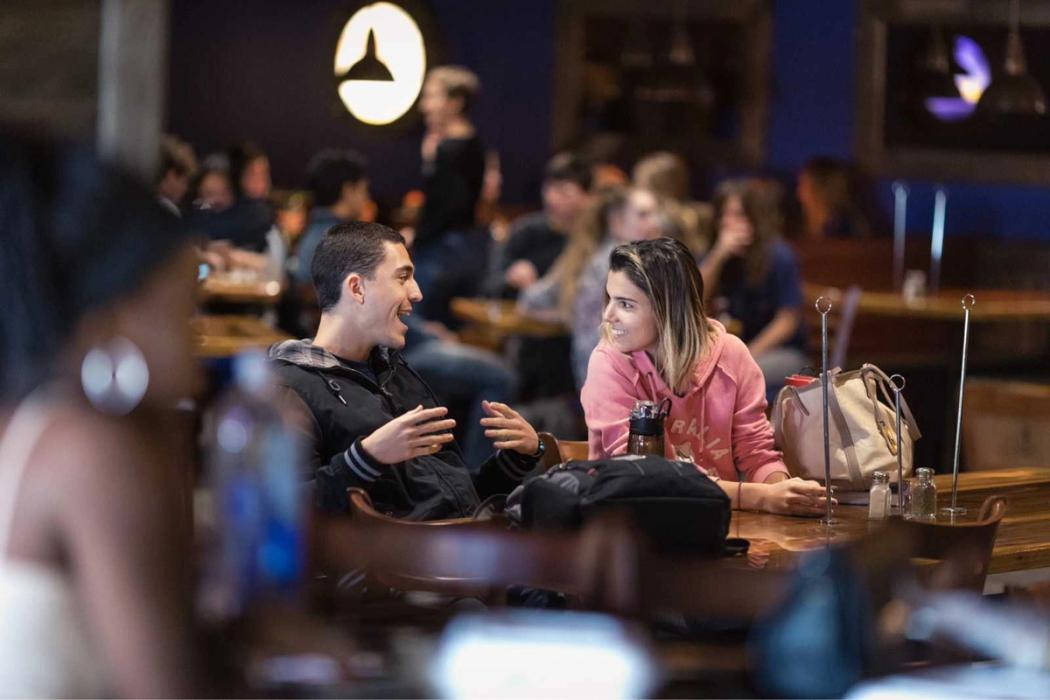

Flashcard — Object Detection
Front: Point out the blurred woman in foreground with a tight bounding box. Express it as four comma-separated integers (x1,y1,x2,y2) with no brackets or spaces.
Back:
0,132,199,697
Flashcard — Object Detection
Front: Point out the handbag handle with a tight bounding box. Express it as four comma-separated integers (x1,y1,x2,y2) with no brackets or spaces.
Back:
771,385,807,451
859,364,922,454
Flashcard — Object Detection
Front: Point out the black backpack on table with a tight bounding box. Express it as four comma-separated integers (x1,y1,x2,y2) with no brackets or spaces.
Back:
509,454,738,556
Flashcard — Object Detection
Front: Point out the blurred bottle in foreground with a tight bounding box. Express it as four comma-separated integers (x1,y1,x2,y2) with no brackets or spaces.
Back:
200,351,306,620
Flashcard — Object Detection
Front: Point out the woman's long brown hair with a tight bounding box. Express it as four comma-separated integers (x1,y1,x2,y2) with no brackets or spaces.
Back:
606,238,712,394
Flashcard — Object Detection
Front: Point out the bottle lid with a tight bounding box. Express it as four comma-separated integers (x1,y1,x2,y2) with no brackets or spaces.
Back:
915,467,934,478
629,415,663,437
631,400,662,419
872,471,888,484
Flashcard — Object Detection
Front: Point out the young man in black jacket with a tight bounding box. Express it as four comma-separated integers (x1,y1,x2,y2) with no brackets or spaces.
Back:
270,221,543,519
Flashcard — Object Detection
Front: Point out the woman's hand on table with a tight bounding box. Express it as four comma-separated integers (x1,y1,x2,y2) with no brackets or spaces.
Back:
757,477,833,517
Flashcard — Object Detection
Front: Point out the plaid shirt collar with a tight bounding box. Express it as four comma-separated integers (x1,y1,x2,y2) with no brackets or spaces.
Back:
268,338,391,372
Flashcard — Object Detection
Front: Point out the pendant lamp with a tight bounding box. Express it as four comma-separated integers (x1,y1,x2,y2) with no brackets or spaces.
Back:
976,0,1046,115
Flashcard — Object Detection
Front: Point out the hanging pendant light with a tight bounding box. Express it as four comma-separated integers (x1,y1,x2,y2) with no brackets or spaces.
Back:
621,20,653,69
668,0,695,68
919,25,960,99
338,29,395,83
976,0,1046,115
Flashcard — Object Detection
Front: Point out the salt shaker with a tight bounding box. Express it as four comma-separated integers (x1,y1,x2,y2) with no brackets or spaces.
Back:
868,471,890,520
910,467,938,521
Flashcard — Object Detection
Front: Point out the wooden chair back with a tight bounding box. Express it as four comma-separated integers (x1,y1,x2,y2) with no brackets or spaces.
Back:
889,495,1007,591
347,487,480,527
535,432,589,468
315,506,619,602
537,431,564,471
962,379,1050,470
555,437,590,462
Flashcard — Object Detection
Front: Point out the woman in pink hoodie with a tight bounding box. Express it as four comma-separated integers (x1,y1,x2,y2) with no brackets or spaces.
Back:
581,238,829,516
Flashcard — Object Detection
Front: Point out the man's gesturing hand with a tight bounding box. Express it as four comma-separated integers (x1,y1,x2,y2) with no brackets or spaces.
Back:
480,400,539,455
360,405,456,464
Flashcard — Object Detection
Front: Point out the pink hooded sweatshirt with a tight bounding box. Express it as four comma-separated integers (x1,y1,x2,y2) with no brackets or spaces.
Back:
581,320,789,483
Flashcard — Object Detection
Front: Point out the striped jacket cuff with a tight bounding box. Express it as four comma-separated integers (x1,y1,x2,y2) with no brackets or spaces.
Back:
343,439,383,483
495,449,535,481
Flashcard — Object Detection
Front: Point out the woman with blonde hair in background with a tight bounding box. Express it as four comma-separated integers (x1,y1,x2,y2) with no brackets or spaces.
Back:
633,150,713,255
520,185,672,389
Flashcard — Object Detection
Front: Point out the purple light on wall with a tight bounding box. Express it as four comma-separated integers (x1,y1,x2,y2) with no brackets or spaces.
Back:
925,35,991,121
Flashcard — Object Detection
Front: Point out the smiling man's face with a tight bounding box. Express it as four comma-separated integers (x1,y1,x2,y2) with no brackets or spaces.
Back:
359,241,422,350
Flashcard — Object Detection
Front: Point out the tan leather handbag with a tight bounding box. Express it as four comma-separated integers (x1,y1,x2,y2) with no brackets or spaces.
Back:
771,364,921,491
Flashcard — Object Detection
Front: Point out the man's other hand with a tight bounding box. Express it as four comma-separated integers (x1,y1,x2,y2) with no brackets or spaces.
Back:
480,400,539,455
361,405,456,464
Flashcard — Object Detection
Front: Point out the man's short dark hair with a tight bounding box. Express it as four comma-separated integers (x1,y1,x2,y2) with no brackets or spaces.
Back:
545,152,592,191
306,149,368,208
311,221,406,311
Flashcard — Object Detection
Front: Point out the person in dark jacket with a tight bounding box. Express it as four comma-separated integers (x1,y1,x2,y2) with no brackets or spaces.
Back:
270,221,543,519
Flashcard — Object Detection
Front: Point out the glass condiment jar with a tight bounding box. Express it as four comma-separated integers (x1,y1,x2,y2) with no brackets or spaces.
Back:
909,467,937,521
868,471,890,520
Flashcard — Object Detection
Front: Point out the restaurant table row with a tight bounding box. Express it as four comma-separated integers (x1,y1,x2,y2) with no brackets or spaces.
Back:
192,314,291,359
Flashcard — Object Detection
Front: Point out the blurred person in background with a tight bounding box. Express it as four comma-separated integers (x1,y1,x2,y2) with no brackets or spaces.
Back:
0,131,200,697
193,142,274,252
292,148,370,294
632,150,712,254
519,186,673,390
226,141,279,256
192,144,287,286
794,156,884,241
189,154,270,276
413,65,486,323
496,151,593,297
192,153,236,214
700,179,806,400
155,134,197,217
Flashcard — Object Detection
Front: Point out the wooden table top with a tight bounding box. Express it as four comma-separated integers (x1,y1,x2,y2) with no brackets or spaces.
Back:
803,283,1050,322
192,314,291,359
731,468,1050,575
450,297,568,338
199,273,283,306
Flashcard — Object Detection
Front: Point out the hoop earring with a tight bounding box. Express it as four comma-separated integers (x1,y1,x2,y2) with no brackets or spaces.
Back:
80,336,149,415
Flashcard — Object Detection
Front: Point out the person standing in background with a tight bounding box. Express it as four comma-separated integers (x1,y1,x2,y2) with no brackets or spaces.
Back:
413,66,486,322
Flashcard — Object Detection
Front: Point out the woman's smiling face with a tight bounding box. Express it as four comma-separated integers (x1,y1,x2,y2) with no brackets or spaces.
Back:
602,269,658,355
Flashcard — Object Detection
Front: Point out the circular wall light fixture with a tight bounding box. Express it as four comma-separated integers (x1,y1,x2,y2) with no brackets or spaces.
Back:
334,2,426,126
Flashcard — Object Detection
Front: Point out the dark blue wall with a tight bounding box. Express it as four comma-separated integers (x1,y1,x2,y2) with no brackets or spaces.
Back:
169,0,1050,239
168,0,557,208
769,1,1050,241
